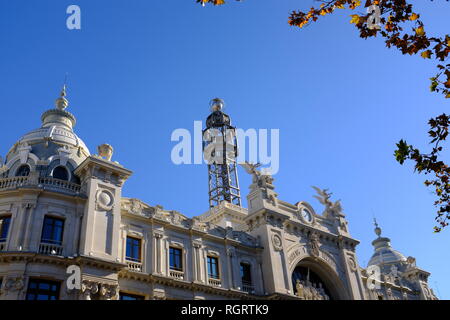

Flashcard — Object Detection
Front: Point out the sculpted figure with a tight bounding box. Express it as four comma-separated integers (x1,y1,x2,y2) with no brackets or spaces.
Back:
295,279,305,299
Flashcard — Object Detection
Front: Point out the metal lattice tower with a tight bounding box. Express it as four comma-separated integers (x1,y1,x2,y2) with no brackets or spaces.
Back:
203,98,241,208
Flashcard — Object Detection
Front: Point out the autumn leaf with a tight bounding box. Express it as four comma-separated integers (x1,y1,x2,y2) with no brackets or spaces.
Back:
350,14,360,24
421,50,432,59
416,26,425,36
409,13,419,21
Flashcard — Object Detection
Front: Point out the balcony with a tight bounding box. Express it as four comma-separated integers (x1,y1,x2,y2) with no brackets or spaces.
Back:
169,269,184,280
208,278,222,287
0,176,81,196
39,243,63,256
126,261,143,273
242,282,255,294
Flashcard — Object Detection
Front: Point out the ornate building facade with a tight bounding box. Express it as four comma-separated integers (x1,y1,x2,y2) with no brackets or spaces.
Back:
0,88,439,300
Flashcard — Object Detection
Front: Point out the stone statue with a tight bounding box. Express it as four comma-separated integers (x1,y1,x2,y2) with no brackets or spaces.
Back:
309,232,320,257
295,279,305,299
98,143,113,161
312,186,345,220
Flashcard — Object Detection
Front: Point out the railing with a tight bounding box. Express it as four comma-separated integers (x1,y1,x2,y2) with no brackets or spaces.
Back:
0,241,6,252
0,176,29,189
126,261,143,272
39,243,63,255
169,269,184,280
38,177,81,194
0,176,82,195
242,283,255,294
208,278,222,287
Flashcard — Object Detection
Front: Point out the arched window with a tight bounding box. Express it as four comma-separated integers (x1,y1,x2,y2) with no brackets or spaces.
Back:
52,166,69,181
15,165,30,177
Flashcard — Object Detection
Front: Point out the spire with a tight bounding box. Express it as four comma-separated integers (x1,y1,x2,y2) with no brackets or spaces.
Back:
55,84,69,110
374,218,382,237
41,83,76,129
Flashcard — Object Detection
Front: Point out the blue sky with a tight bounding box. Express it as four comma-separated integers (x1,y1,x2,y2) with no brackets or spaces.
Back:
0,1,449,298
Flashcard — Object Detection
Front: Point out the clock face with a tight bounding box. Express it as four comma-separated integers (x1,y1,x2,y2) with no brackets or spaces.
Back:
301,208,312,222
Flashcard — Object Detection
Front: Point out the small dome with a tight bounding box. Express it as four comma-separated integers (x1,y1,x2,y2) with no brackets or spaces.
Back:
5,86,90,167
367,220,407,267
368,237,407,266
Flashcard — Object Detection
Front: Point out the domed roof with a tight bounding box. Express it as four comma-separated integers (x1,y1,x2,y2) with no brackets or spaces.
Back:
5,86,90,165
367,220,407,267
368,238,407,266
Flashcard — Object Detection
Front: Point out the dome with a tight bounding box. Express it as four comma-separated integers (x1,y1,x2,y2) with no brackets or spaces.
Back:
2,86,90,181
367,220,407,267
367,237,407,266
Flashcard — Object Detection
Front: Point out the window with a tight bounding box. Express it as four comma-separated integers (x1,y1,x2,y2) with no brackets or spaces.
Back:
15,165,30,177
0,216,11,242
240,263,252,286
26,279,60,300
119,292,144,300
169,247,183,271
52,166,69,181
41,216,64,245
126,237,141,262
207,256,220,279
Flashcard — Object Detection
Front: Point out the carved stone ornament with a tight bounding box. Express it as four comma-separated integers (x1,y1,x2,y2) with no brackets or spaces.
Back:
3,276,24,292
96,189,114,211
81,280,119,300
97,143,114,161
296,279,329,300
130,198,143,215
272,234,283,251
309,232,320,257
347,254,358,272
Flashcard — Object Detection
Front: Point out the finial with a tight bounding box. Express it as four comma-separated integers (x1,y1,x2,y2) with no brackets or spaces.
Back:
374,218,382,237
55,84,69,110
210,98,225,112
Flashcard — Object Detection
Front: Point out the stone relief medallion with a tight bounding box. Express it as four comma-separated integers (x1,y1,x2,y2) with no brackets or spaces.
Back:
347,254,357,272
96,189,114,211
272,234,283,251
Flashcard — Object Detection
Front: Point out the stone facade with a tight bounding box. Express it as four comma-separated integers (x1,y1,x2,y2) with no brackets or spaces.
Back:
0,89,438,300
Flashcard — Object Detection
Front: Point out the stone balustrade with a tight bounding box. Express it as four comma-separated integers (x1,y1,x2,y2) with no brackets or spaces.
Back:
208,278,222,287
0,176,81,195
126,261,143,273
39,243,63,256
169,269,184,280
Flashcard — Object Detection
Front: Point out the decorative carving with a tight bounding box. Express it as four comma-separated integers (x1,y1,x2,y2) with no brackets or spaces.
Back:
312,186,344,219
96,189,114,211
3,276,24,292
97,144,113,161
295,279,329,300
272,234,283,251
241,161,278,205
347,254,358,272
81,280,119,300
309,232,320,257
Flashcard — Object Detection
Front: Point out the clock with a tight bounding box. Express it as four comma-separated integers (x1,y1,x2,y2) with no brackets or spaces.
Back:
301,208,313,223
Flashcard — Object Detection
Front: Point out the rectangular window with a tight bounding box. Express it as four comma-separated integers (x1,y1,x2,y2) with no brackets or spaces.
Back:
119,292,145,300
41,216,64,245
240,263,252,285
26,279,60,300
0,216,11,242
169,247,183,271
126,237,141,262
207,256,220,279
